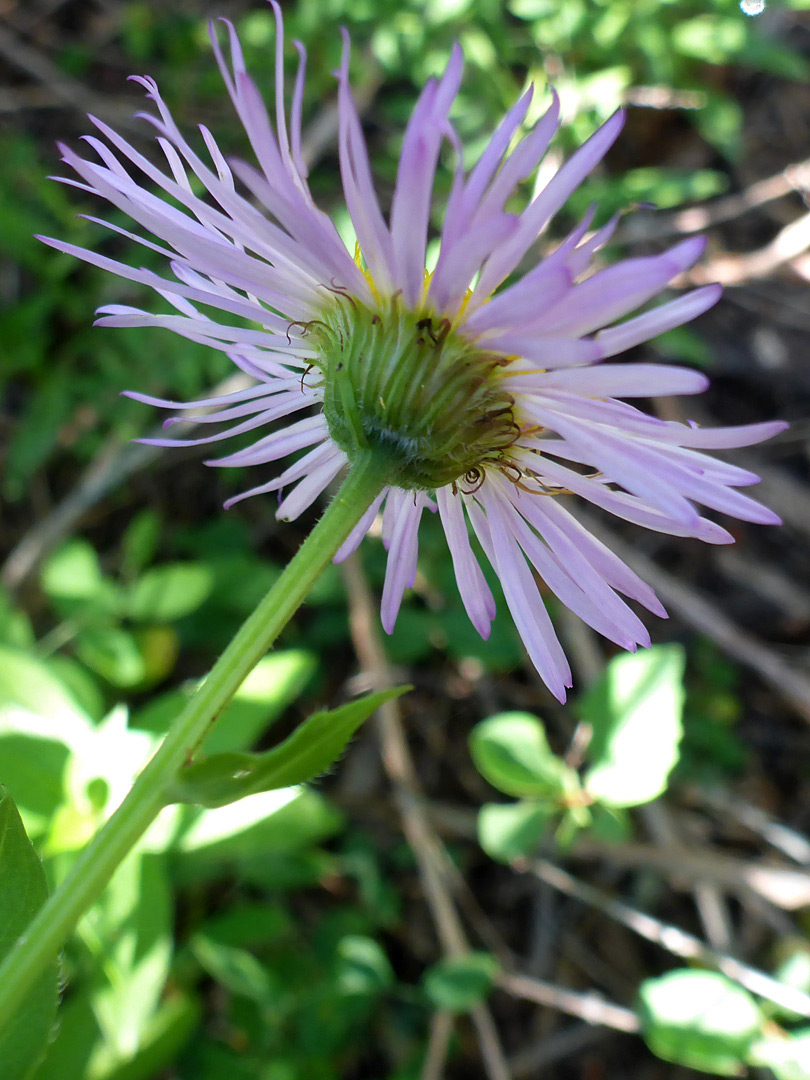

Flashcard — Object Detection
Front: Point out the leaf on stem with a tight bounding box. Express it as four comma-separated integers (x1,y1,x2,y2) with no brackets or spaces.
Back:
168,686,411,808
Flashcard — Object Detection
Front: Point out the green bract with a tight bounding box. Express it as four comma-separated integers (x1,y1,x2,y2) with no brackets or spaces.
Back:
315,295,518,490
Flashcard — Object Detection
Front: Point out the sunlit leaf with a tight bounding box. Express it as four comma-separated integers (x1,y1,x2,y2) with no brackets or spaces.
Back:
131,650,317,755
335,936,395,996
0,644,89,726
750,1028,810,1080
470,712,573,798
770,941,810,1022
41,539,119,618
76,627,146,689
85,852,173,1063
191,936,275,1004
127,563,213,623
582,646,685,808
638,969,763,1075
169,686,409,808
478,800,553,863
0,793,58,1079
175,787,341,860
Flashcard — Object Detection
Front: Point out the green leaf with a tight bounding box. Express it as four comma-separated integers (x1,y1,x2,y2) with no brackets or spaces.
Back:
0,649,95,837
170,686,410,808
469,712,573,798
478,800,553,862
102,993,200,1080
121,510,162,578
84,852,173,1063
335,935,395,996
28,990,99,1080
749,1028,810,1080
638,970,763,1075
191,936,275,1004
41,539,118,617
582,646,685,808
131,650,317,755
126,563,213,623
423,953,499,1012
671,15,746,63
0,731,69,839
174,787,342,865
770,940,810,1022
0,644,89,725
76,627,146,688
0,588,35,649
0,792,59,1079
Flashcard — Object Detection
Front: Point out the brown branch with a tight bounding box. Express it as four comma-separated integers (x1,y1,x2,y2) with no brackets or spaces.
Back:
527,859,810,1017
619,157,810,243
340,553,512,1080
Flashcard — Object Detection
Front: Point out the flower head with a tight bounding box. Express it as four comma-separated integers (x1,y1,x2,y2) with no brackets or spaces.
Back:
44,3,786,701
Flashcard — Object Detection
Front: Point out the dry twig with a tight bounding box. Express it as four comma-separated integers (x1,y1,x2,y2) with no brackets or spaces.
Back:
497,971,639,1034
341,553,512,1080
527,859,810,1017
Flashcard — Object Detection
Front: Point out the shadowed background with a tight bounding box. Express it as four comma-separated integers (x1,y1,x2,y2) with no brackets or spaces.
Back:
1,1,809,1077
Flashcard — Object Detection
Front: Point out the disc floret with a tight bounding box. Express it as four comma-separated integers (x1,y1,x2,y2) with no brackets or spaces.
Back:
312,294,519,490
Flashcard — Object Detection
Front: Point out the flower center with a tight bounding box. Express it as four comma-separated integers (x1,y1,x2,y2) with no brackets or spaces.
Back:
310,295,519,490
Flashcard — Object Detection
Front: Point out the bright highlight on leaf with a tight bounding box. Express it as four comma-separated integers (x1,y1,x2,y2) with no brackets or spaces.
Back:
638,969,763,1075
582,645,686,808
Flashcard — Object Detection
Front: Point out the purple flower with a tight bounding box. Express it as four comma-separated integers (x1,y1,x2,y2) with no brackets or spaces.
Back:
43,4,786,701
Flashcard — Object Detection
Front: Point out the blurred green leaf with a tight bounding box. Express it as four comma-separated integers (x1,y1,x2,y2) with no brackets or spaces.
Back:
335,935,395,996
0,589,35,649
120,511,162,579
84,852,173,1063
0,644,90,725
671,15,746,63
127,563,213,623
41,540,111,611
170,686,409,808
76,627,146,689
0,792,59,1080
200,902,293,950
478,800,554,862
100,993,200,1080
771,941,810,1022
423,953,500,1012
696,92,743,157
582,646,685,808
750,1028,810,1080
192,936,276,1004
470,712,574,798
175,786,342,862
638,969,763,1075
0,730,69,839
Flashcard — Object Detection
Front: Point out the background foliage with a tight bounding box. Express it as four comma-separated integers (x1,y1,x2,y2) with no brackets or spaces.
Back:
1,0,809,1077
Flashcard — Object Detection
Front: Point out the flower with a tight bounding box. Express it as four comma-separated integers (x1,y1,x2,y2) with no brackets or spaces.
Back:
43,3,785,701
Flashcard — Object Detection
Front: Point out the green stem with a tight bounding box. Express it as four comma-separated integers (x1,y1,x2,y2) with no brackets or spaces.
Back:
0,453,388,1033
